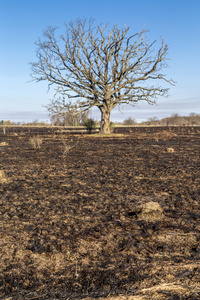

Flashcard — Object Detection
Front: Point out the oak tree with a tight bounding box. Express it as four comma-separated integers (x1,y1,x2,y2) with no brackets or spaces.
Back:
30,19,174,133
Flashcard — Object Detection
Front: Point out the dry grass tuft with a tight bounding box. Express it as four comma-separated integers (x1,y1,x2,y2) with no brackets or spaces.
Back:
139,201,163,220
154,130,176,140
84,282,199,299
167,147,175,153
0,170,7,183
62,140,77,156
130,201,164,221
29,135,43,149
2,126,6,134
0,142,8,146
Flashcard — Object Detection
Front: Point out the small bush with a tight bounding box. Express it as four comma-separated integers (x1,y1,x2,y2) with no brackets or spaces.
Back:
29,136,43,149
84,118,96,133
109,121,115,133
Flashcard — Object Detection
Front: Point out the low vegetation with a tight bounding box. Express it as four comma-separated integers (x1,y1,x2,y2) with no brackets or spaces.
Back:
84,118,96,133
29,135,43,149
62,140,77,156
0,170,7,184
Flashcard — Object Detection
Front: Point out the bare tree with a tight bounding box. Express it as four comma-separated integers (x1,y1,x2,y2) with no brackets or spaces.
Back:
123,117,136,125
30,18,174,133
45,98,89,126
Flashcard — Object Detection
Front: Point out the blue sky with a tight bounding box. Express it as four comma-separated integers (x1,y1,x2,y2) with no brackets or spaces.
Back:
0,0,199,122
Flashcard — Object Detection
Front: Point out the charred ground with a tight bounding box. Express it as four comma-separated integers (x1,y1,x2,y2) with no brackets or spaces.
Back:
0,127,200,299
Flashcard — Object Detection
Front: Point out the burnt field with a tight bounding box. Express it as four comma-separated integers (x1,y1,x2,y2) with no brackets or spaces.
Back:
0,127,200,299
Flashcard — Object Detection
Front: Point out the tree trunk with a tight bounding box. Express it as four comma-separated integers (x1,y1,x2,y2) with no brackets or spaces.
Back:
100,108,111,134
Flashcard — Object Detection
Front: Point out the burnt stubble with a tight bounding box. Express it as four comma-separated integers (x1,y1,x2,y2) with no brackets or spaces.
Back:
0,127,200,299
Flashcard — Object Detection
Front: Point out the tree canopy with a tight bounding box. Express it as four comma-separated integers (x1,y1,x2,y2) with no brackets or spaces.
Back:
30,18,174,133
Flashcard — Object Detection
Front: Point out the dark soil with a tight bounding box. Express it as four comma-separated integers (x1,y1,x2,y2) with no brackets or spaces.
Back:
0,127,200,299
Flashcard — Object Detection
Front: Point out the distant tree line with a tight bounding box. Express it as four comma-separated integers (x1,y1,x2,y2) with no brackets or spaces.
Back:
123,113,200,126
1,113,200,127
144,113,200,126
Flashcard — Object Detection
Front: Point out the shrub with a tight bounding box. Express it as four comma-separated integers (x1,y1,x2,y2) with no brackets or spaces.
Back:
109,121,115,133
84,118,96,133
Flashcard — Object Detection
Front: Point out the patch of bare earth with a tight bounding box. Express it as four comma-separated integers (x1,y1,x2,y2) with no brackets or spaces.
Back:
0,127,200,299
